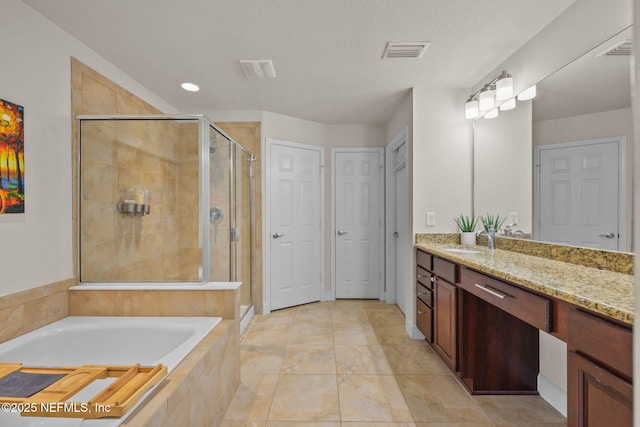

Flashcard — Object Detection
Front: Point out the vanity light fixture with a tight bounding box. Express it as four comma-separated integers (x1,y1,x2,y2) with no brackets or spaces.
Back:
517,84,537,101
478,84,495,111
465,96,479,119
181,82,200,92
495,71,513,100
464,70,535,119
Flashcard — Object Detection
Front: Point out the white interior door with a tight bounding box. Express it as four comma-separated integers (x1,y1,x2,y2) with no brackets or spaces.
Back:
269,142,322,310
334,150,383,299
537,140,621,250
394,149,408,314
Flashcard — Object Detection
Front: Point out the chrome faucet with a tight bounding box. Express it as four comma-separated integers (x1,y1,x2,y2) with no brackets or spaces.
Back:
477,227,496,250
502,222,517,237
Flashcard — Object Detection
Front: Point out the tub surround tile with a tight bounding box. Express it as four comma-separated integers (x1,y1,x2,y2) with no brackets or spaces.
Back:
121,319,239,427
0,278,74,344
415,239,634,324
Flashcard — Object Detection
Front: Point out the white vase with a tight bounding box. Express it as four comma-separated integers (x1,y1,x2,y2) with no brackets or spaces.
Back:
460,232,476,246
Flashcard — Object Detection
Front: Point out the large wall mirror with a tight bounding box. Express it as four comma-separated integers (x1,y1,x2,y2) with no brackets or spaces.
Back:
473,26,633,252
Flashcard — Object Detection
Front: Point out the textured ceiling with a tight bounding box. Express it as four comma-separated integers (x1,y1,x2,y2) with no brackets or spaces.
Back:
24,0,574,124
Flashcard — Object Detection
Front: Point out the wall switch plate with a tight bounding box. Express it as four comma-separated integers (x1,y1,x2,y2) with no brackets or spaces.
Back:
508,211,519,225
426,212,436,226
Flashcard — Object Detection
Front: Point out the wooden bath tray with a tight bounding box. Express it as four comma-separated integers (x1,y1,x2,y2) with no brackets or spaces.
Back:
0,362,167,418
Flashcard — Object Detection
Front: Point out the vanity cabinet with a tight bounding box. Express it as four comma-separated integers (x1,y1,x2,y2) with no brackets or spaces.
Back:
567,309,633,427
433,276,457,370
415,250,434,342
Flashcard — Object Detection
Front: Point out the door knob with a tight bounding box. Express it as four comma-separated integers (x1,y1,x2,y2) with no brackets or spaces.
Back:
272,233,285,239
337,230,348,236
598,232,616,239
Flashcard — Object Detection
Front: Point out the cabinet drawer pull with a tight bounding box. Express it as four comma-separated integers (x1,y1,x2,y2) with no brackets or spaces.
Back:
417,310,424,314
417,292,425,296
474,283,507,299
417,274,425,279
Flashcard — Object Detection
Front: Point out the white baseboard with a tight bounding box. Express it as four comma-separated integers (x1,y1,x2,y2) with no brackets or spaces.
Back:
538,374,567,417
405,318,425,340
240,305,255,335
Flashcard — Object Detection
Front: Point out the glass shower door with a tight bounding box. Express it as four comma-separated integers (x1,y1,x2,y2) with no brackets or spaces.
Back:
208,125,231,281
233,145,254,318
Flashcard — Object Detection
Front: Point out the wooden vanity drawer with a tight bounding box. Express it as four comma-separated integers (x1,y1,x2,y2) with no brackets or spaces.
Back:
417,282,433,307
416,266,433,289
416,298,433,343
568,308,632,381
460,267,551,332
416,250,432,270
433,257,456,283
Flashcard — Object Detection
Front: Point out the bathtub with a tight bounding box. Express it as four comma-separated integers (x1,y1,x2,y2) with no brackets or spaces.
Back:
0,316,222,427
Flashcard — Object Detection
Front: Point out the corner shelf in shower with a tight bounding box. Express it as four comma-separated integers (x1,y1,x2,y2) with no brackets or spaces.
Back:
0,362,167,419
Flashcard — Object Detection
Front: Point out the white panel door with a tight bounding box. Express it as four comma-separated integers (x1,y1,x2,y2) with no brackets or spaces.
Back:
538,141,619,250
335,151,382,299
270,143,322,310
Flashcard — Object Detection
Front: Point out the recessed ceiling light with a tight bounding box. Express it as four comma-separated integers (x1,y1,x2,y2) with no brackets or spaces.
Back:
181,82,200,92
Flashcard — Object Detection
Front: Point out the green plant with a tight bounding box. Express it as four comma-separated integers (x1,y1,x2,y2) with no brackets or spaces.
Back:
453,213,478,232
481,213,506,232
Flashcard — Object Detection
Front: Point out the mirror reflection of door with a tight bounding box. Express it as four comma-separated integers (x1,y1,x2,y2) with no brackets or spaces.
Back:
535,137,626,251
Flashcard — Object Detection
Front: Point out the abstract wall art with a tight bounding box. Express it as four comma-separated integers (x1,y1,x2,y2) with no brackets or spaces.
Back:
0,99,24,214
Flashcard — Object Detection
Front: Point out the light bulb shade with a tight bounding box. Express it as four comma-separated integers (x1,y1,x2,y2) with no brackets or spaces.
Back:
517,85,537,101
484,108,499,119
496,76,513,100
499,97,516,111
478,88,495,111
465,99,479,119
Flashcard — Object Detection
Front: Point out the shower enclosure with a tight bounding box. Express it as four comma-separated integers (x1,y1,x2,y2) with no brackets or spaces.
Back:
77,115,255,319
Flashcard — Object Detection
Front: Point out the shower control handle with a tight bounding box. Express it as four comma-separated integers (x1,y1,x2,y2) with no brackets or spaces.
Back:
272,233,285,239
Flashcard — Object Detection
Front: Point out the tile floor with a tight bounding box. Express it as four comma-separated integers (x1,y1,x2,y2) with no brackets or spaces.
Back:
221,300,567,427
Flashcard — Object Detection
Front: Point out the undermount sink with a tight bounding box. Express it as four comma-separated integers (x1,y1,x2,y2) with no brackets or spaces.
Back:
443,248,482,254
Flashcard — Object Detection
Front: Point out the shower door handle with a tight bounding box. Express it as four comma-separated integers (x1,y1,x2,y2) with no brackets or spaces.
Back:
272,233,285,239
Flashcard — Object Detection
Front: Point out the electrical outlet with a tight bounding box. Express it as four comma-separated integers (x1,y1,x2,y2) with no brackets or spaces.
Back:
426,212,436,226
508,211,519,225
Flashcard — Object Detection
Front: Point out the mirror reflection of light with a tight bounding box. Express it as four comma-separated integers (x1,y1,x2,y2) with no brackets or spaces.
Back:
499,98,516,111
517,85,537,101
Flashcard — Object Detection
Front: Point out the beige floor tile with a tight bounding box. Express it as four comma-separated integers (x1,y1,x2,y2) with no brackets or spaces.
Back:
396,375,489,423
374,324,417,345
221,422,267,427
473,395,566,424
295,308,333,323
268,374,340,421
252,310,296,324
414,423,493,427
288,323,334,345
241,344,287,376
223,375,279,421
335,345,393,374
333,323,379,345
331,309,371,324
338,374,413,422
492,423,567,427
382,343,449,375
243,323,291,346
267,423,341,427
281,344,336,374
343,423,417,427
367,309,406,324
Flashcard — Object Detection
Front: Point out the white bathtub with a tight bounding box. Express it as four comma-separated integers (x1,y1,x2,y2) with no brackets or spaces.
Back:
0,316,221,427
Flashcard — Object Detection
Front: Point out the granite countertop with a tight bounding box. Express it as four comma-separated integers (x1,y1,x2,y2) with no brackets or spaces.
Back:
415,242,634,325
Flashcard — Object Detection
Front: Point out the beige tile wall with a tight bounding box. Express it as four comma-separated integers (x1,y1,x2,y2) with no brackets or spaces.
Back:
0,279,74,343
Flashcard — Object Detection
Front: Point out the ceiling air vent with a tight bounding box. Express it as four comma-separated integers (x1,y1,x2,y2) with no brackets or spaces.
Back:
382,41,430,59
239,60,276,79
597,39,633,56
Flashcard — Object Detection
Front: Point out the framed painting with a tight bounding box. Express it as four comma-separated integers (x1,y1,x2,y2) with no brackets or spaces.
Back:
0,99,24,214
